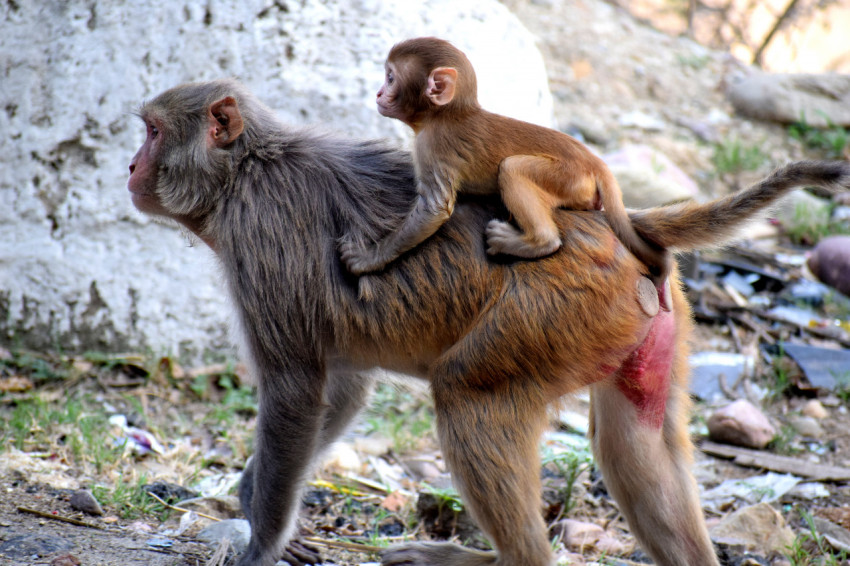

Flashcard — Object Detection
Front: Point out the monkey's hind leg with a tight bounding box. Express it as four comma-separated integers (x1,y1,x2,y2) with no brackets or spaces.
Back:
589,312,719,566
382,368,553,566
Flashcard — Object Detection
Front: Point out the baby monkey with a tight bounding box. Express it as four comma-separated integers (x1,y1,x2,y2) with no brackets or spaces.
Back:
341,37,669,283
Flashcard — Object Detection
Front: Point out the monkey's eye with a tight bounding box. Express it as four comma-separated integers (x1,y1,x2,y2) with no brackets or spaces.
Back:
387,72,394,85
150,126,159,139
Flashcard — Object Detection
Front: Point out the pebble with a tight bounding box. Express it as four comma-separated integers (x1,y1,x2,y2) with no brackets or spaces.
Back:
707,399,776,449
807,235,850,297
788,415,824,438
69,489,103,516
802,399,829,419
50,554,81,566
550,518,604,551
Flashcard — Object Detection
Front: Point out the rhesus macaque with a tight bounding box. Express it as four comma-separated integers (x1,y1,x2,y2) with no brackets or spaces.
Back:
341,37,670,284
128,77,850,566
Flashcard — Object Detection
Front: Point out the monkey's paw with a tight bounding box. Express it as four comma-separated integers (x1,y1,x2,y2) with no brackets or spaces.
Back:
485,219,561,259
484,219,523,256
281,539,321,565
382,541,496,566
339,238,388,275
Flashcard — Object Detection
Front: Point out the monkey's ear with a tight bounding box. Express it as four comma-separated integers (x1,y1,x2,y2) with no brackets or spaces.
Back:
208,96,245,148
426,67,458,106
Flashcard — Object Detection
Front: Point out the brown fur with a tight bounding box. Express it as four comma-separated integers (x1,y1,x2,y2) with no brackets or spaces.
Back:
341,37,670,284
128,78,850,566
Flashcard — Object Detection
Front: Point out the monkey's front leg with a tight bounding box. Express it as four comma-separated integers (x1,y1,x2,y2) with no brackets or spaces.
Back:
236,366,327,566
341,178,456,275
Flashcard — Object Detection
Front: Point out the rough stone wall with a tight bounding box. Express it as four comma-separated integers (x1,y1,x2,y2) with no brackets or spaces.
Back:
0,0,552,359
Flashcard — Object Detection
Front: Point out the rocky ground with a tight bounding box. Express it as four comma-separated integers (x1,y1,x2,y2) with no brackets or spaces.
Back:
2,1,850,565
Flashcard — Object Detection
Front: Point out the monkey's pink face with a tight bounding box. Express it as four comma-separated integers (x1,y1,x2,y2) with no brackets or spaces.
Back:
128,115,168,216
376,62,407,123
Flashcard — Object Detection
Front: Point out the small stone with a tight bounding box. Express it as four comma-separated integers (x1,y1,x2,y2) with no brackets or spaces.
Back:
808,236,850,297
50,554,80,566
550,519,604,551
789,415,824,438
595,534,631,555
802,399,829,419
69,489,103,516
401,457,442,482
707,399,776,449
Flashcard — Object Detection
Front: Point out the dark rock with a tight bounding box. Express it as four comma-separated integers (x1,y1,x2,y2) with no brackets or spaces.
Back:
70,488,103,516
0,534,74,559
807,235,850,297
143,481,199,504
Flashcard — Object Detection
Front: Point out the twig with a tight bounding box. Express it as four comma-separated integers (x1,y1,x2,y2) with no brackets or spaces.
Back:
754,0,802,66
145,491,221,522
17,506,103,529
718,372,739,401
303,536,384,554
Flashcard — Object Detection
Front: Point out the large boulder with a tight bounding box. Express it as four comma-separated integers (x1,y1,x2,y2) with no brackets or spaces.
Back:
727,72,850,127
0,0,553,358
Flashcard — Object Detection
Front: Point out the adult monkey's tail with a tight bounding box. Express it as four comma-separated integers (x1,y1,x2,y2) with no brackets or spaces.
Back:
629,160,850,252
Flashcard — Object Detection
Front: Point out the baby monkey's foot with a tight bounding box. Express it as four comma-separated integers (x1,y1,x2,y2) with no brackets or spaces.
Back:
485,219,561,258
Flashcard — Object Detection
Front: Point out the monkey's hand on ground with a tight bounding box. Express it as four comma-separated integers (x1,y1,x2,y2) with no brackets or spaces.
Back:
339,237,391,275
280,539,321,565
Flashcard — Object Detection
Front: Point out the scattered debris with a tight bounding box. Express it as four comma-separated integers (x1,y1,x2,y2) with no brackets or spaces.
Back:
811,517,850,554
701,441,850,481
702,472,801,510
781,342,850,391
690,351,755,402
108,414,166,456
197,519,251,554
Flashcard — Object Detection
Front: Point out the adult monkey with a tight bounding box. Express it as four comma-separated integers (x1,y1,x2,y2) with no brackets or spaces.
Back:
128,78,850,566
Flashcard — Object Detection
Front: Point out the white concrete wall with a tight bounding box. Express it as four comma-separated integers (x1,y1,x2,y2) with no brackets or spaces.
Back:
0,0,553,359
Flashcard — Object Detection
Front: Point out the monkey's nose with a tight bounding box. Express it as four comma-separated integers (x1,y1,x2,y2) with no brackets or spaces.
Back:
129,164,135,174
